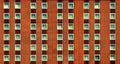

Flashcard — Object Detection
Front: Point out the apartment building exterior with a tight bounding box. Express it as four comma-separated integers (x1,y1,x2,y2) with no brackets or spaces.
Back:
0,0,120,64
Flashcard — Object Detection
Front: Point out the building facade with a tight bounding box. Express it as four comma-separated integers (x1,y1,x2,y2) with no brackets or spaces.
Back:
0,0,120,64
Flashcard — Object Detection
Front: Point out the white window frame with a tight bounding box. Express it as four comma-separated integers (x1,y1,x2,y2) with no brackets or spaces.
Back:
15,34,21,40
110,23,116,30
4,23,10,30
57,23,63,30
15,44,21,51
57,13,63,19
30,44,36,51
94,13,100,19
83,34,90,40
57,34,63,40
94,34,100,40
68,13,74,19
110,34,116,40
57,44,63,51
68,2,74,9
30,55,36,61
110,54,116,61
42,13,48,19
4,13,10,19
110,2,116,9
110,13,116,19
31,23,36,30
42,44,48,51
15,23,21,30
84,23,89,30
57,55,63,61
31,13,36,19
15,2,21,9
68,34,74,40
94,23,100,30
68,44,74,50
4,2,9,9
42,34,48,40
15,13,21,19
110,44,116,50
83,44,90,50
94,54,100,61
4,34,10,40
68,23,74,30
4,55,10,61
84,13,89,19
94,44,100,50
30,34,36,40
94,2,100,9
41,2,48,9
42,55,48,61
68,54,74,61
15,55,21,61
42,23,48,30
83,3,89,9
30,2,36,9
57,3,63,9
84,54,90,61
4,44,10,51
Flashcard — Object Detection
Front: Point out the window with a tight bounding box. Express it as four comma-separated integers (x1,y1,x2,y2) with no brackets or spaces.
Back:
94,23,100,30
15,2,21,9
110,2,116,9
94,44,100,50
4,34,10,40
42,34,48,40
110,23,116,30
110,54,116,61
57,3,63,9
42,44,48,50
15,44,21,51
4,23,10,30
42,13,47,19
68,13,74,19
94,13,100,19
31,13,36,19
42,23,48,30
15,23,21,30
57,34,63,40
15,13,21,19
4,44,10,51
31,23,36,30
31,2,36,9
84,3,89,9
94,3,100,9
57,23,63,30
94,54,100,61
84,44,89,50
57,44,63,50
83,34,89,40
42,3,47,9
84,54,89,61
68,44,74,50
4,2,9,9
31,55,36,61
4,13,10,19
30,34,36,40
15,55,21,61
42,55,48,61
110,44,116,50
15,34,21,40
4,55,10,61
57,55,63,61
84,23,89,30
68,34,74,40
110,13,116,19
57,13,63,19
68,54,74,61
110,34,115,40
68,23,74,30
30,44,36,51
94,34,100,40
84,13,89,19
68,3,74,9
